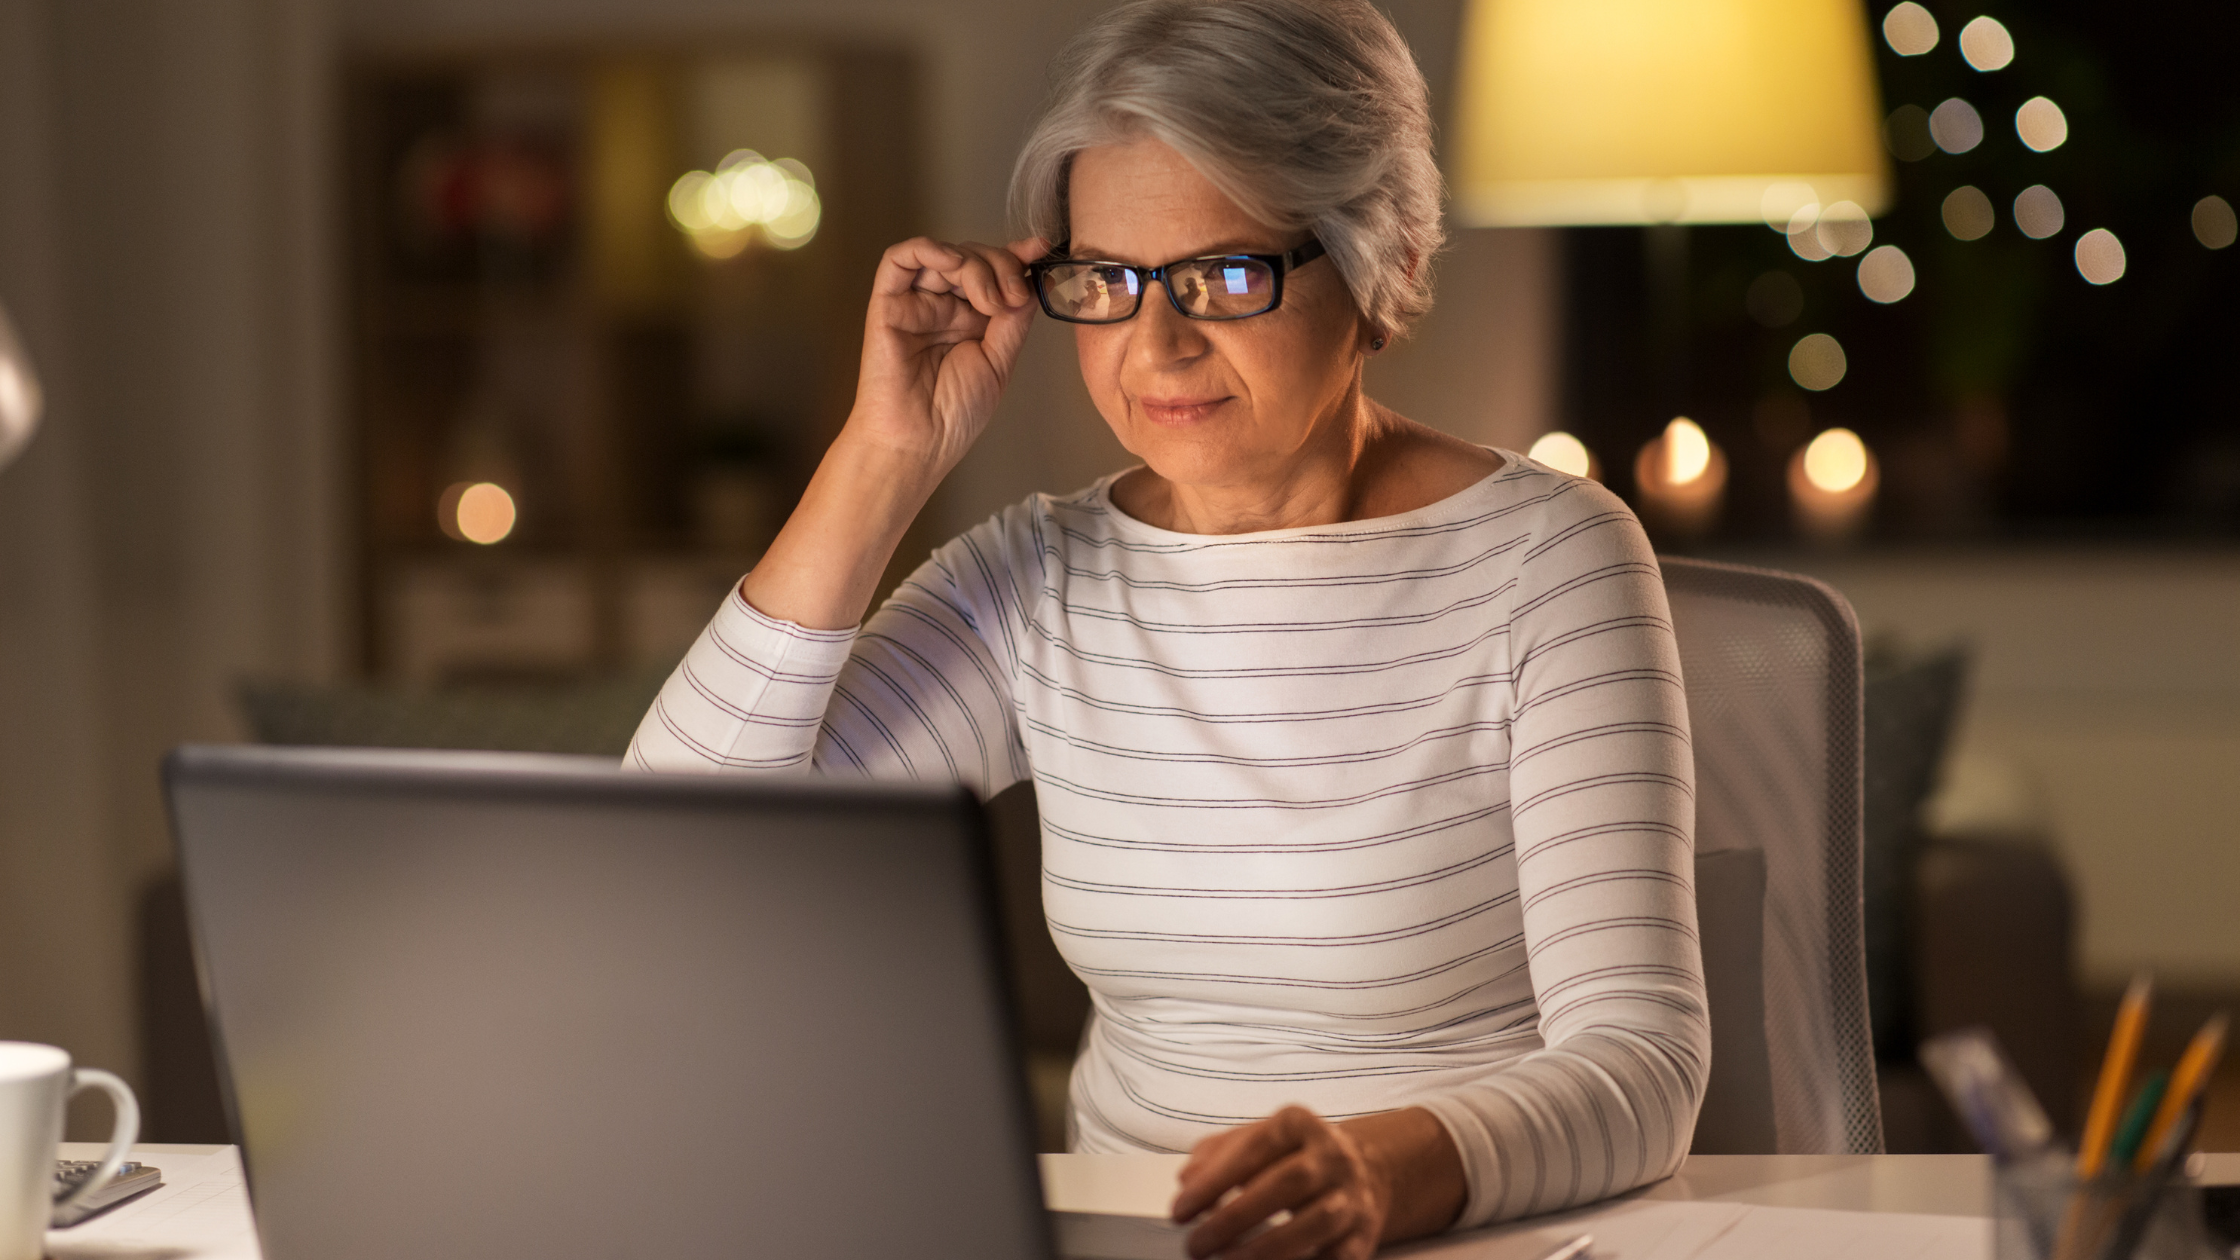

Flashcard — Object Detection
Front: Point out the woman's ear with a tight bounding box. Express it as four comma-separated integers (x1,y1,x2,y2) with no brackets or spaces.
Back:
1361,322,1388,355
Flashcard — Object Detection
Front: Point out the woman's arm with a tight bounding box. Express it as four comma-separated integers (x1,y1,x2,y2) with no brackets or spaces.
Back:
744,236,1041,630
627,236,1043,781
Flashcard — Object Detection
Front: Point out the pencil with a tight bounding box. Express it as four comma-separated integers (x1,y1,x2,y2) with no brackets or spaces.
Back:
2078,974,2153,1178
2131,1012,2227,1173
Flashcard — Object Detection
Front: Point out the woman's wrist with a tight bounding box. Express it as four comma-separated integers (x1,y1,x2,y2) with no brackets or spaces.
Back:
1342,1106,1468,1242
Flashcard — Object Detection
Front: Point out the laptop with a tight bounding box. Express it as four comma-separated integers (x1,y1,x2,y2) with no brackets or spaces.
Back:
164,744,1053,1260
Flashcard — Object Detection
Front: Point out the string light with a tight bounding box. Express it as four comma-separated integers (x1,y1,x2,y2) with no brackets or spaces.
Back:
2074,229,2127,285
1943,186,1995,240
2015,97,2068,152
2193,196,2237,250
1930,99,1985,154
1789,334,1848,392
1857,245,1916,304
1958,16,2014,71
2013,185,2065,240
1883,2,1940,55
439,481,517,545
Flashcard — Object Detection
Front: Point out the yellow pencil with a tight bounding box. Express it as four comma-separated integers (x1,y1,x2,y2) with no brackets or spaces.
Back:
2131,1013,2227,1172
2078,974,2153,1177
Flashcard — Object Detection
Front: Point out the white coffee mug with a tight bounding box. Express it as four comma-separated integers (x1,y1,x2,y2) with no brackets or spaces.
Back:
0,1042,139,1260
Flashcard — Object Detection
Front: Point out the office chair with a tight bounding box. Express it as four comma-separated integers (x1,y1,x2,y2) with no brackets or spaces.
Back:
1663,555,1884,1156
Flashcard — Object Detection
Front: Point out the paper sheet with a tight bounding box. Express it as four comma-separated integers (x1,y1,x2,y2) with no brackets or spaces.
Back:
1389,1197,1990,1260
46,1147,261,1260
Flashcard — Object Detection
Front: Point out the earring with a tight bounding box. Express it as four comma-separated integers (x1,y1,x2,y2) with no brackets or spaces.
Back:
1370,336,1386,352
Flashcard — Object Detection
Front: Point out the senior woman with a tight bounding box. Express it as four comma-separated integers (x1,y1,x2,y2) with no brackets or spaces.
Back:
631,1,1707,1255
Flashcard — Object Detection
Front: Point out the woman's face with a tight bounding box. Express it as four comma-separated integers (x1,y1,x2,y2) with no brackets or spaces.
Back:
1066,138,1371,494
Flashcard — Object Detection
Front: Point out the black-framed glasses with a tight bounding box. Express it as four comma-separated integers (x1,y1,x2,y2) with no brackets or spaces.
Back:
1027,239,1326,324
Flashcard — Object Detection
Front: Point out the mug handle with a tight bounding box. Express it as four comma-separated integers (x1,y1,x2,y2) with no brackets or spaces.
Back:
50,1068,141,1219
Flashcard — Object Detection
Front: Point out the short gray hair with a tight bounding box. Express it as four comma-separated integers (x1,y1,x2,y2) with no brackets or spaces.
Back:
1009,0,1444,338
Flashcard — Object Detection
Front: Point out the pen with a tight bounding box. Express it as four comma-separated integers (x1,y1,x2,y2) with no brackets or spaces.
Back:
1531,1234,1593,1260
2105,1071,2168,1170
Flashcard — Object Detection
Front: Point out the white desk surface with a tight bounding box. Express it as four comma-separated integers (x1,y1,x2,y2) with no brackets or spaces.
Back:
48,1143,2240,1259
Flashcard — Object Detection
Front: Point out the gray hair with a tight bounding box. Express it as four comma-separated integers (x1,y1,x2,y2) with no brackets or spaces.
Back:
1009,0,1445,338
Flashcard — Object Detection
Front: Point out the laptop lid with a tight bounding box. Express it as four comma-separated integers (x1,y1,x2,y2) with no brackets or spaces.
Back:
165,744,1051,1260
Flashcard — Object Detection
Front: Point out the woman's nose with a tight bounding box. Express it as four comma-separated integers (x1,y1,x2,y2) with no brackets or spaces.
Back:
1128,281,1211,366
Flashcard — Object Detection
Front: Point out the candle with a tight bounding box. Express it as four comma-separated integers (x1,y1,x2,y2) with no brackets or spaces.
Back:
1788,427,1878,543
1633,417,1727,538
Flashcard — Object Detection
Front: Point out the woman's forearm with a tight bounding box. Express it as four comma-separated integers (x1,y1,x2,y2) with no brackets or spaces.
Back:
739,430,947,631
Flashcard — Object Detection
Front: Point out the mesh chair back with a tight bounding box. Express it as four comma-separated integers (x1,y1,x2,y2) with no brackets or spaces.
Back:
1662,556,1883,1155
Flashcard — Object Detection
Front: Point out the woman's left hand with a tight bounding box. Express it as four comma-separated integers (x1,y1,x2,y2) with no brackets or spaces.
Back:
1168,1105,1465,1260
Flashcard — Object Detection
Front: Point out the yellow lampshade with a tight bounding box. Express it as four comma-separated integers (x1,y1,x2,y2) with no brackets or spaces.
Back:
1451,0,1890,226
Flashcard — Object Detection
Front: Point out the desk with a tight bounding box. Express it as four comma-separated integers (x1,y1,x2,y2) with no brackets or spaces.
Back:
45,1144,2240,1259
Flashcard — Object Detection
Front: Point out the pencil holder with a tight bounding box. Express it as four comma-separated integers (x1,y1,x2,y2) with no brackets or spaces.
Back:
1993,1157,2220,1260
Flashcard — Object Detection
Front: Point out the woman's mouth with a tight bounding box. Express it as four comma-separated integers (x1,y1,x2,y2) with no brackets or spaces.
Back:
1138,395,1231,426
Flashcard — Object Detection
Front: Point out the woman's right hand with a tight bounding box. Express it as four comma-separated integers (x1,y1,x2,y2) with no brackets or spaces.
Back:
847,236,1044,472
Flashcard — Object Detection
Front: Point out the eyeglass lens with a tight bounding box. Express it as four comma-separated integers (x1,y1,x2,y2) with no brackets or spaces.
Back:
1038,258,1279,323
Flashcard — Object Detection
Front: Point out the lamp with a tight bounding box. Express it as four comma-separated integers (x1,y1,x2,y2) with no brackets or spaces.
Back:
1450,0,1890,227
0,297,40,472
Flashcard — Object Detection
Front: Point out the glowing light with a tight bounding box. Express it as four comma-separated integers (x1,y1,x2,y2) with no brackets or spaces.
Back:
1786,204,1832,262
1745,271,1804,327
2074,229,2126,285
1883,105,1936,162
2013,185,2065,240
1857,244,1916,303
666,151,822,259
1942,185,1995,240
1664,417,1711,485
1815,200,1873,257
1883,2,1940,55
2193,196,2238,250
1958,17,2014,71
1528,430,1594,478
1789,333,1848,392
1633,419,1728,539
1788,430,1878,543
0,299,39,471
2015,97,2068,152
1930,99,1984,154
1803,428,1870,492
441,481,517,544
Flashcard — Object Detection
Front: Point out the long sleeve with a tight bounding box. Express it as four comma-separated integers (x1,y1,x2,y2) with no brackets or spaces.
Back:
626,512,1039,798
1413,496,1708,1228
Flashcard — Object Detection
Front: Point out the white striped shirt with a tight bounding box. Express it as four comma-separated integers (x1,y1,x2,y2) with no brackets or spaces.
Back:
628,451,1708,1227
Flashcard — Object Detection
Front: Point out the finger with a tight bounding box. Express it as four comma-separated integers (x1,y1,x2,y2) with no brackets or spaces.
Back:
1173,1108,1316,1222
1008,235,1050,266
951,241,1029,313
1216,1198,1354,1260
871,237,965,296
1187,1152,1329,1255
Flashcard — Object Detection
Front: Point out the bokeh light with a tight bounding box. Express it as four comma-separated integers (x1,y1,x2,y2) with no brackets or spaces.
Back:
1857,245,1917,304
1930,99,1985,154
1959,16,2014,71
1942,185,1996,240
1789,334,1848,392
1802,428,1870,493
2015,97,2068,152
2074,229,2127,285
1883,105,1936,162
440,481,518,544
1883,2,1940,55
2013,185,2065,239
1786,204,1833,261
1815,201,1874,257
0,299,41,471
1665,417,1711,485
1633,418,1728,538
2193,196,2238,250
666,150,822,259
1527,430,1595,479
1746,271,1805,327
